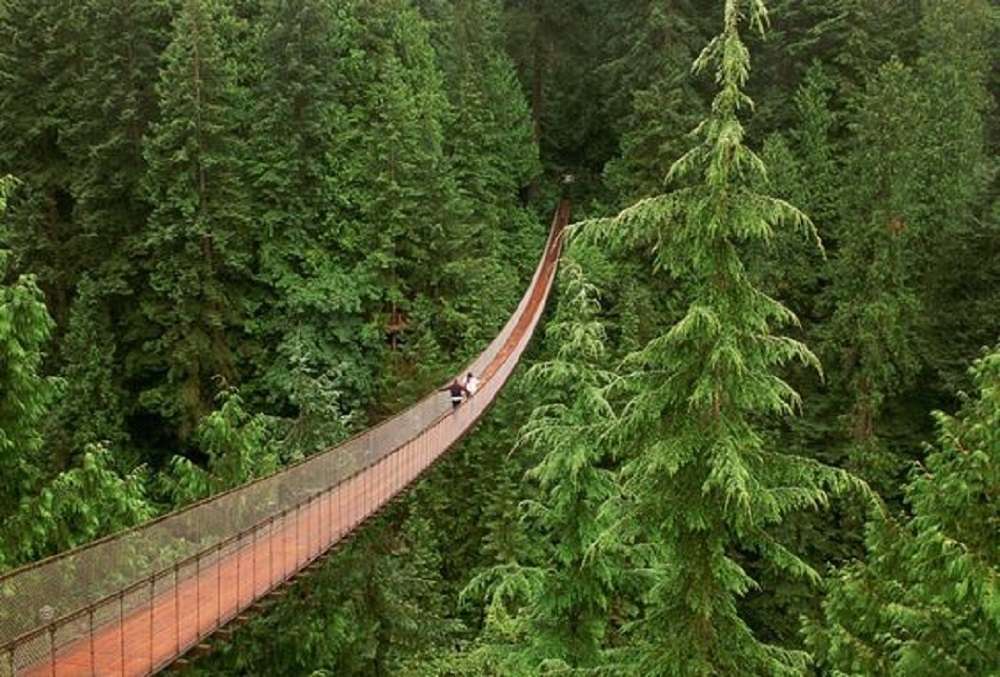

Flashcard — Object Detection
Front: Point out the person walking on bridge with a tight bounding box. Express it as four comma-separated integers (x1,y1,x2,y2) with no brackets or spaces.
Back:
441,380,470,410
464,371,480,396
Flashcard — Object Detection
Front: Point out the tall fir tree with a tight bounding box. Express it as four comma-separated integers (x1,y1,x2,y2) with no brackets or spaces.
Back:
464,257,620,672
0,0,84,325
247,0,380,417
591,1,861,673
139,0,254,439
417,0,542,354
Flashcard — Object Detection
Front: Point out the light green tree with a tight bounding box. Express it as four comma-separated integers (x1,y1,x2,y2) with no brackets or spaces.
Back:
590,1,863,673
805,345,1000,675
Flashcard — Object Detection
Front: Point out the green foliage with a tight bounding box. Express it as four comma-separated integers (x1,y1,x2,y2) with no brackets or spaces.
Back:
458,256,620,672
0,233,57,520
0,0,83,325
161,390,281,506
0,0,996,673
247,0,381,415
602,0,711,204
0,446,153,569
53,276,130,456
805,346,1000,675
139,0,254,437
584,2,865,673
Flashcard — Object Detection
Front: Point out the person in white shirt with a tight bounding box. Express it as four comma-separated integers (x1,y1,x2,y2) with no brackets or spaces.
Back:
464,372,480,396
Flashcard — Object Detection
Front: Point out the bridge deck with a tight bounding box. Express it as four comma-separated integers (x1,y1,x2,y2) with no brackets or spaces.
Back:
1,201,568,677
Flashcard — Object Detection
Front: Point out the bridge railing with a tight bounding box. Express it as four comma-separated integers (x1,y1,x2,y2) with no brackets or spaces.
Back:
0,201,568,676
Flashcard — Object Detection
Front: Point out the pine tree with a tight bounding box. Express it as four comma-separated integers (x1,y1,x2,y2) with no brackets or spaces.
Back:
820,58,927,490
590,1,861,673
602,0,711,204
53,275,130,457
484,257,620,670
416,0,542,353
246,0,381,417
805,346,1000,675
911,0,995,392
66,0,171,282
0,0,85,325
139,0,254,438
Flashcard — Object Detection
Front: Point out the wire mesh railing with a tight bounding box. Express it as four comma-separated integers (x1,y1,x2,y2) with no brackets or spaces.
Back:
0,201,569,677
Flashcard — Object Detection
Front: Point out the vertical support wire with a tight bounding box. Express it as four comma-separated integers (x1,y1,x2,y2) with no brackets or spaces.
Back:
216,542,222,629
236,532,242,611
318,489,324,555
268,516,275,593
48,625,55,677
195,555,201,641
119,590,125,677
149,576,155,673
90,606,96,676
174,563,180,655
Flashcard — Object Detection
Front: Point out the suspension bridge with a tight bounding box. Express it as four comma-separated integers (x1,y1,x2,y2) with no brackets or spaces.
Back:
0,201,571,676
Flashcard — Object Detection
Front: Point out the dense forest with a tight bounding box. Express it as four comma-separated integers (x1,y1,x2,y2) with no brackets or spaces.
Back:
0,0,997,674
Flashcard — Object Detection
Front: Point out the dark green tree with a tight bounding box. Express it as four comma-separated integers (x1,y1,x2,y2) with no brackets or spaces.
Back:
139,0,254,438
247,0,380,416
0,0,84,325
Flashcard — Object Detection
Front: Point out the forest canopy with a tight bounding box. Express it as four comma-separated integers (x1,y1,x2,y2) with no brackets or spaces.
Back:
0,0,996,674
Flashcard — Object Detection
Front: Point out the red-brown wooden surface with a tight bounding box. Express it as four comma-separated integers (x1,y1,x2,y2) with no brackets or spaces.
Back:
0,202,569,677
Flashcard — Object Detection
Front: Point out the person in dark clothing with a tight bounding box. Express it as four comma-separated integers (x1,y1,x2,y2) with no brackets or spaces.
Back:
440,380,470,410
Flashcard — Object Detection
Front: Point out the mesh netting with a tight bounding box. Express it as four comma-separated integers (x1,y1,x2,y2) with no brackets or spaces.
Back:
0,202,568,677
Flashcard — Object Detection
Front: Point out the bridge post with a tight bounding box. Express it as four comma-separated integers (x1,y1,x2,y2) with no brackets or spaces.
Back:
235,532,241,613
195,555,201,640
268,516,275,592
215,542,222,630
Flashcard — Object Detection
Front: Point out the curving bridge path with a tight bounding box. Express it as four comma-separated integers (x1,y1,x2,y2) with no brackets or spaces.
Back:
0,201,570,676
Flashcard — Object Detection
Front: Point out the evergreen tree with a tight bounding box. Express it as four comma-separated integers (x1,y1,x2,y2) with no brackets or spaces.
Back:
820,58,926,489
468,257,620,671
805,346,1000,675
53,276,131,457
911,0,995,392
0,0,85,325
248,0,380,416
591,1,860,672
417,0,542,354
66,0,171,283
139,0,254,438
602,0,711,204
